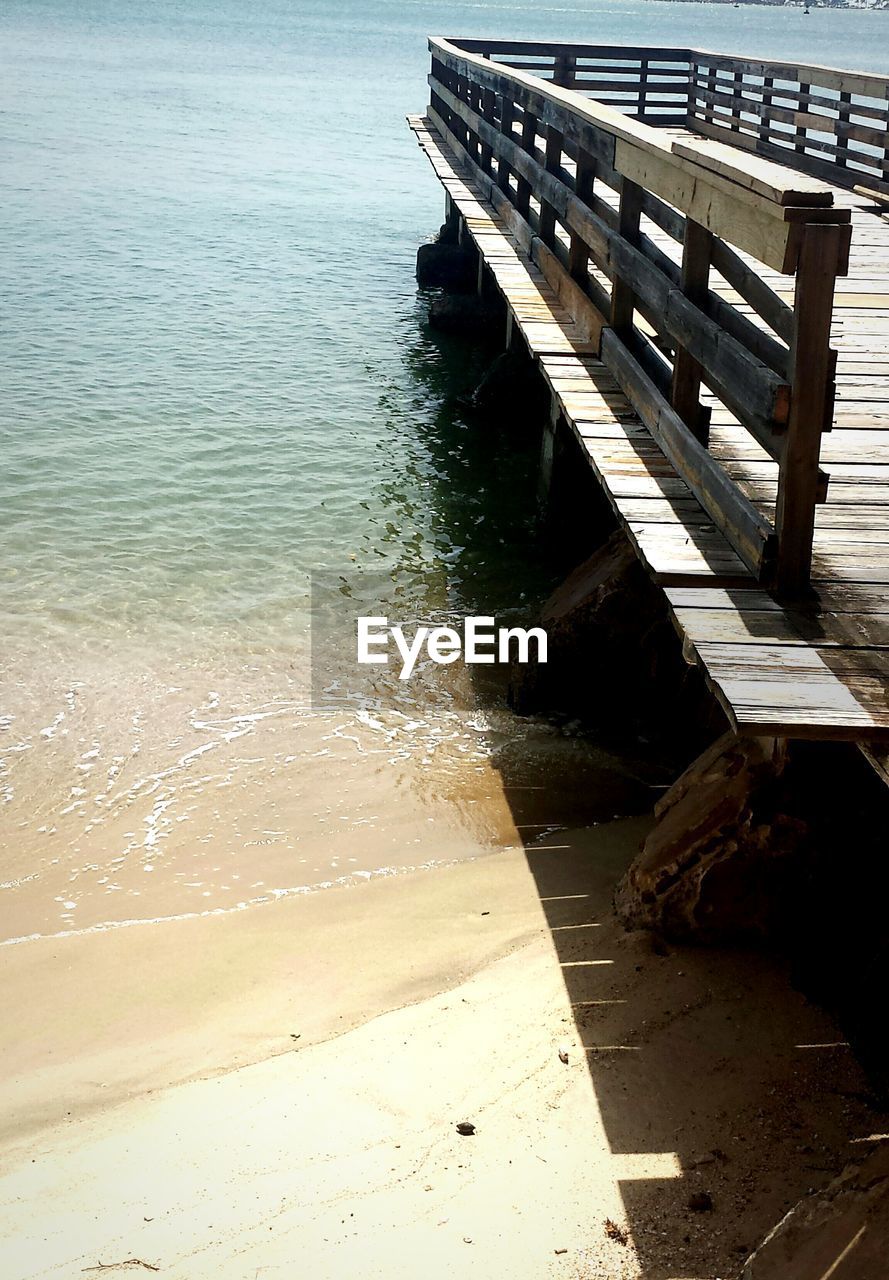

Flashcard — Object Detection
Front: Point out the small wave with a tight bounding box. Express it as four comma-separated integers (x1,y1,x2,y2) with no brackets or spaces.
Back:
0,854,489,948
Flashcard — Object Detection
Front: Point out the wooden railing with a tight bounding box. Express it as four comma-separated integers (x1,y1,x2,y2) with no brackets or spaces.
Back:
427,36,856,595
448,40,889,199
450,39,692,125
687,51,889,199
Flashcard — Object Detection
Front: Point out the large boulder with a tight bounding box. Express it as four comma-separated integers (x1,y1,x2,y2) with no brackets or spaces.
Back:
416,241,477,291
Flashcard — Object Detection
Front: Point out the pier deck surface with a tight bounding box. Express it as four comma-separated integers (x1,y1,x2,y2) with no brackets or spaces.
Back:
409,113,889,743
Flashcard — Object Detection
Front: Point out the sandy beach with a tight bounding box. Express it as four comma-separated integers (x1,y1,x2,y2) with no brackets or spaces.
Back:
1,816,879,1280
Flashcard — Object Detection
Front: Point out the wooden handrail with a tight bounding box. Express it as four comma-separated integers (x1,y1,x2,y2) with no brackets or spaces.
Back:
427,36,855,595
447,38,889,200
688,48,889,101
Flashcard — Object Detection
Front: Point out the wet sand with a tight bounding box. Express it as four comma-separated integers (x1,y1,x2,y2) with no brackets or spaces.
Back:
1,816,880,1280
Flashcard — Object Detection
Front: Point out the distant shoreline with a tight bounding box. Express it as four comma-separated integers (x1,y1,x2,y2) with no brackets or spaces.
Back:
648,0,888,8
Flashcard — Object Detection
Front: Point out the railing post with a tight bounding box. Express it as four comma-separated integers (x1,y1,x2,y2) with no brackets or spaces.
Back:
836,90,852,170
775,224,845,597
685,54,697,127
731,69,743,132
538,124,564,245
497,96,514,195
759,75,773,146
611,178,643,337
553,52,576,91
706,61,718,129
670,218,712,444
480,87,496,175
515,107,538,217
795,82,810,154
568,150,595,282
638,58,649,120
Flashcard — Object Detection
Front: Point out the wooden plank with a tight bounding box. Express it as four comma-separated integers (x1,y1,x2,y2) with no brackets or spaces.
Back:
689,114,889,203
692,641,889,739
860,743,889,788
531,237,608,344
670,603,889,649
575,435,753,586
666,584,889,615
614,137,797,273
451,39,692,60
672,135,833,206
709,238,794,344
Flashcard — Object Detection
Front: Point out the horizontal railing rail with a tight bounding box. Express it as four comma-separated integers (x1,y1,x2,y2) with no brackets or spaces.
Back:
427,36,855,595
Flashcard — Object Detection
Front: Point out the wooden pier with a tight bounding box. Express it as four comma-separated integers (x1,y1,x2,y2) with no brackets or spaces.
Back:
409,40,889,757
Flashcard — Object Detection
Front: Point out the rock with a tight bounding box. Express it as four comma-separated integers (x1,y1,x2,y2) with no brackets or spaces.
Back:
455,1121,476,1136
614,732,808,943
436,216,460,246
558,1045,570,1065
742,1146,889,1279
416,241,476,291
428,294,502,338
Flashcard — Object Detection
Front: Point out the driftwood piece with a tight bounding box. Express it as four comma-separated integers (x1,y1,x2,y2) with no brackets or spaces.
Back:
614,731,809,942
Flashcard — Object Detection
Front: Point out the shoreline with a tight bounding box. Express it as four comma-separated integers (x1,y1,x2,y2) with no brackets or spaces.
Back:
0,832,580,1154
2,815,881,1279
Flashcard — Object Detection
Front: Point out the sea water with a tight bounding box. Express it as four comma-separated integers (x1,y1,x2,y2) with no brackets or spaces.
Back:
2,0,887,944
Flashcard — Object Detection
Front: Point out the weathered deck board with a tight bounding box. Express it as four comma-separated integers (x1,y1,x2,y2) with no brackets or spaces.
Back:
409,112,889,742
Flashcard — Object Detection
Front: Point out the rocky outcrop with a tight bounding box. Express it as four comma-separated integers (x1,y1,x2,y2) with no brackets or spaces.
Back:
742,1146,889,1280
416,241,477,291
614,732,808,943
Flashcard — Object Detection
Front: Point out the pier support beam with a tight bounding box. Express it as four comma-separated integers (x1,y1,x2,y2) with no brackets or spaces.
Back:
508,530,721,753
468,347,548,424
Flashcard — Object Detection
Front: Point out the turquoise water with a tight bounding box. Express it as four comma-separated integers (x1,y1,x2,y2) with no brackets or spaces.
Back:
3,0,888,642
2,0,887,941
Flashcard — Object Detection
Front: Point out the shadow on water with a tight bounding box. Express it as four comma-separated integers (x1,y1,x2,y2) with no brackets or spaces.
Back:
394,295,882,1278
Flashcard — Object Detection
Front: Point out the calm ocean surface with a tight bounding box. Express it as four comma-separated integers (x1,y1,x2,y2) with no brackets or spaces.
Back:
2,0,887,943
